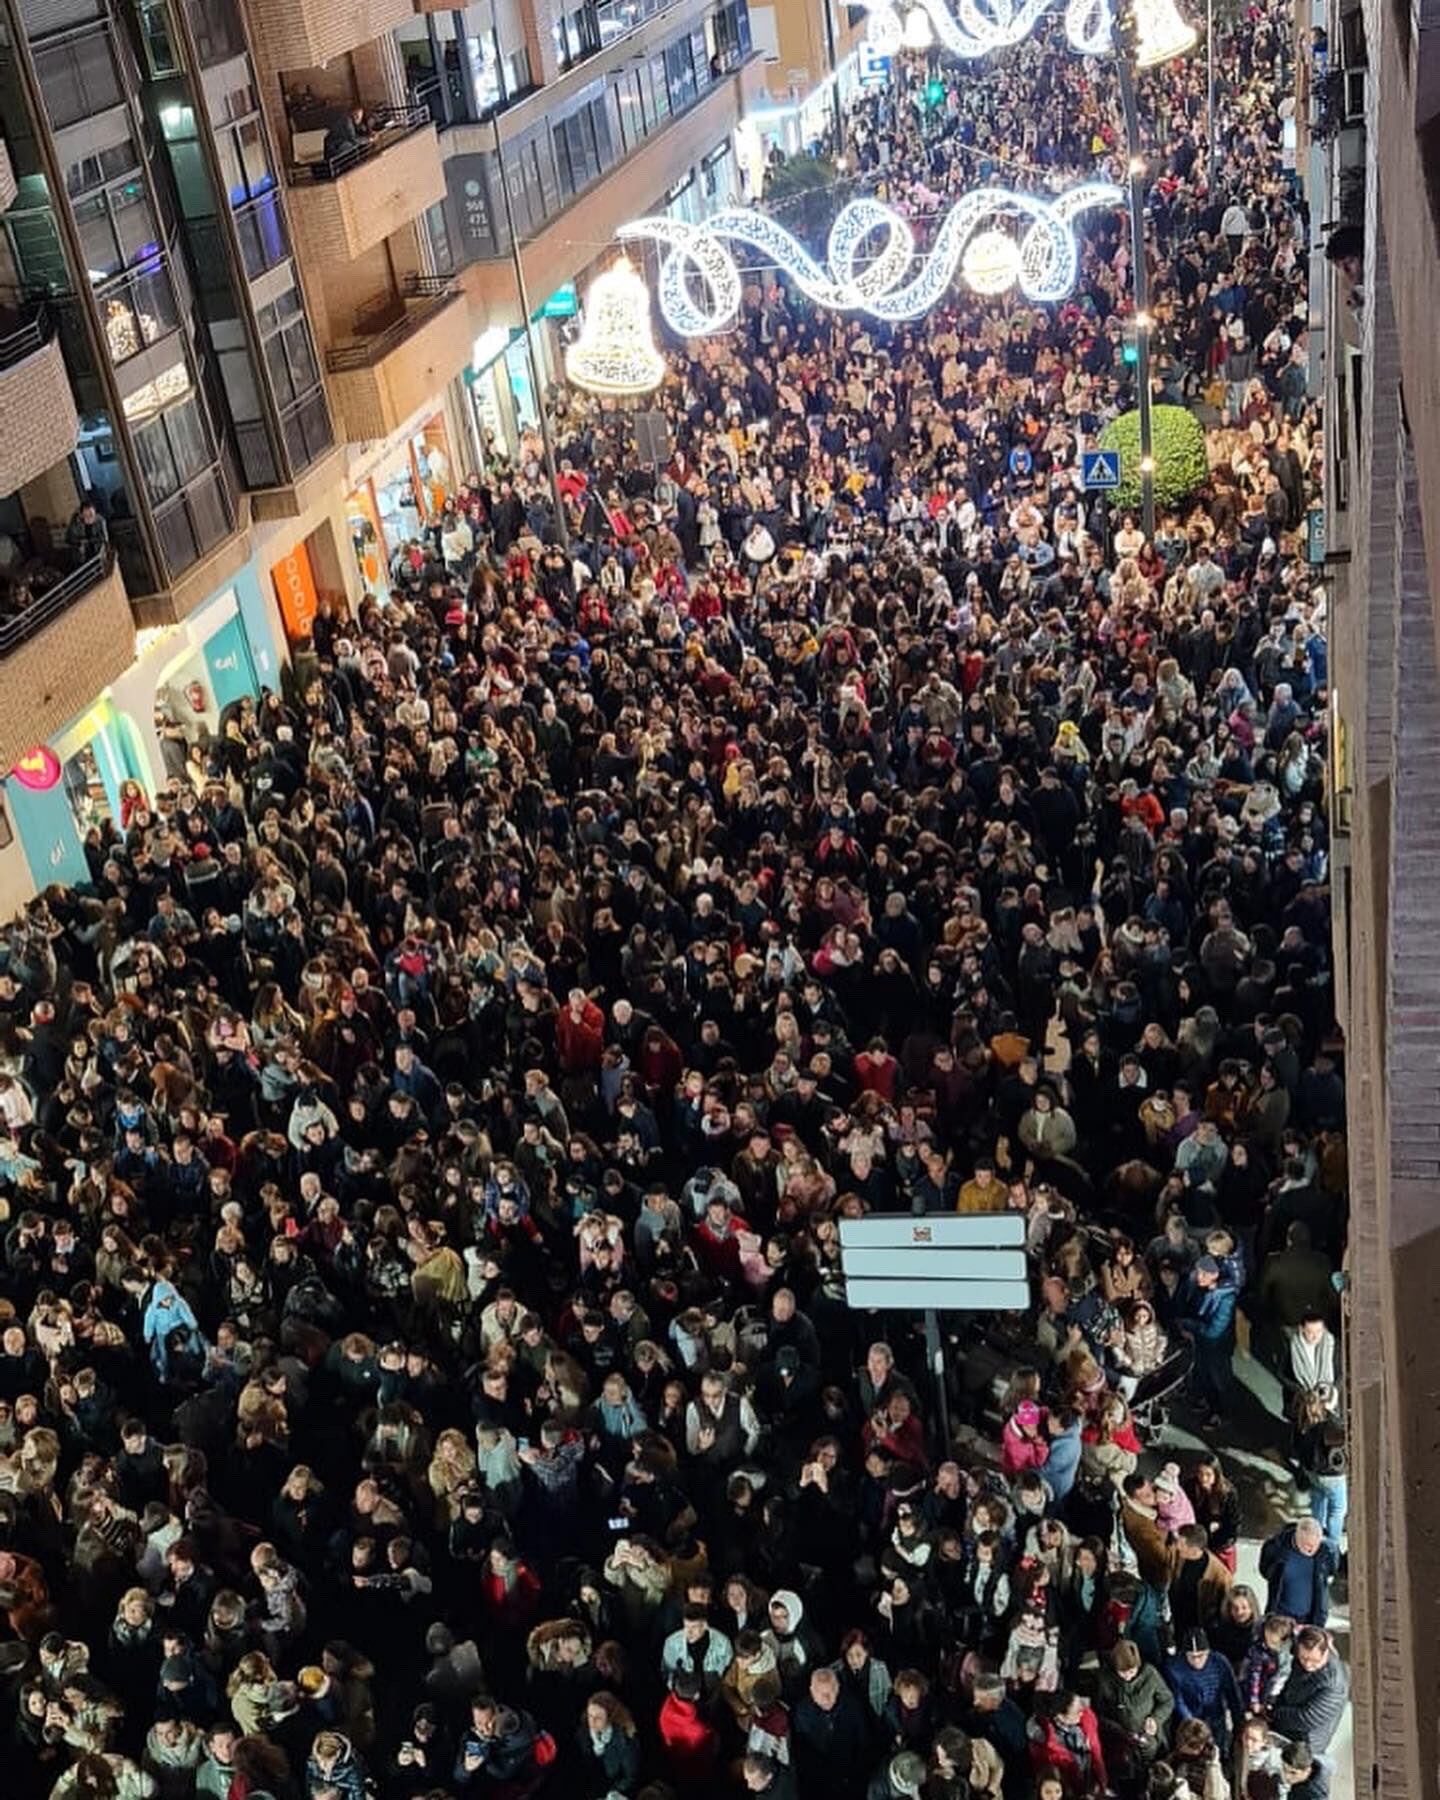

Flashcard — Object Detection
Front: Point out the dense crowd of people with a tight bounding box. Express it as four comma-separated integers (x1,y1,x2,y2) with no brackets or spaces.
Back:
0,3,1350,1800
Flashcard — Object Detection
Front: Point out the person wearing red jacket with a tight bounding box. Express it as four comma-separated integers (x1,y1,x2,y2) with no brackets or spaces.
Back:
555,988,605,1074
658,1670,718,1787
1030,1690,1108,1797
478,1542,543,1632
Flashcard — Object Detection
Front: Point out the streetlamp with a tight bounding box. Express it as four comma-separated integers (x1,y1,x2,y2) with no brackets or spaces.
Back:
487,0,570,547
1112,0,1197,540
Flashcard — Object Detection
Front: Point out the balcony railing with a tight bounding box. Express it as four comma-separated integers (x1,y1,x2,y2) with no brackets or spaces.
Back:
0,300,53,374
0,550,111,660
287,104,434,182
325,279,459,372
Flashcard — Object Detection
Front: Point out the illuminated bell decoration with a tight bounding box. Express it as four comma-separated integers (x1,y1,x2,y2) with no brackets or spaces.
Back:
1130,0,1198,64
564,258,666,397
902,5,935,45
961,228,1023,295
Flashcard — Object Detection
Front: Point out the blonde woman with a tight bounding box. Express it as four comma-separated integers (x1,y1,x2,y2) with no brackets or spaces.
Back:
227,1649,280,1735
428,1428,478,1525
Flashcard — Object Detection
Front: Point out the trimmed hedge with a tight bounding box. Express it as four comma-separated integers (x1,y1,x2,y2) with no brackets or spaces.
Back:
1096,404,1208,512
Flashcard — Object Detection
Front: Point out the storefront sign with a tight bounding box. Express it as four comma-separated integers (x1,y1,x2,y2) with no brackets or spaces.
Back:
537,283,579,320
270,544,319,644
446,158,501,260
10,746,62,791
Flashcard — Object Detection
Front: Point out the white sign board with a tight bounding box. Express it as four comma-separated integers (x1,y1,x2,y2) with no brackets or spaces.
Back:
839,1213,1029,1312
843,1277,1033,1311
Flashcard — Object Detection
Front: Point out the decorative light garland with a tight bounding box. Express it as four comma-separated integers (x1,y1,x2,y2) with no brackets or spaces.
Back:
564,257,667,397
858,0,1196,64
616,184,1122,334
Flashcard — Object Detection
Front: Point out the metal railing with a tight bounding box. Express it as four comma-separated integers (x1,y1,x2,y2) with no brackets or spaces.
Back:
0,299,53,374
325,283,459,373
0,549,112,660
287,104,434,183
403,272,454,299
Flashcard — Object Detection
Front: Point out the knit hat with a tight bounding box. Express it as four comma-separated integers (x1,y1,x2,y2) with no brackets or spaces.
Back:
1153,1461,1181,1497
160,1656,191,1685
1180,1628,1209,1654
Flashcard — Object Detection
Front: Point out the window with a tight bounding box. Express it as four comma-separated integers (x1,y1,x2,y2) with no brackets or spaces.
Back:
552,4,600,70
34,29,123,130
74,179,160,283
135,0,180,74
664,38,697,112
65,135,140,200
234,194,286,279
185,0,247,67
154,467,231,576
553,107,599,200
263,316,319,408
280,391,332,472
100,263,180,365
612,71,646,152
646,54,671,125
256,282,330,474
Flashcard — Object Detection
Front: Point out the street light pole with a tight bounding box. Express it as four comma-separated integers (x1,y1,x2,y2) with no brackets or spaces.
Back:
821,0,846,156
1207,0,1217,185
1114,51,1157,542
488,0,569,547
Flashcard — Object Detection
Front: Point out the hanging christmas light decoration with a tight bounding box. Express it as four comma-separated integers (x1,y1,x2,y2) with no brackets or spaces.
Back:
855,0,1194,62
1128,0,1199,64
617,183,1121,334
959,227,1023,294
564,257,666,397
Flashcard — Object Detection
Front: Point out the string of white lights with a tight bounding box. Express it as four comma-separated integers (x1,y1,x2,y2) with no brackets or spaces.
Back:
616,185,1122,334
859,0,1195,64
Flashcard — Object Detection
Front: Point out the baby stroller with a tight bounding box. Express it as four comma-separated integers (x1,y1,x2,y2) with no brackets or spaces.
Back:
1125,1343,1193,1436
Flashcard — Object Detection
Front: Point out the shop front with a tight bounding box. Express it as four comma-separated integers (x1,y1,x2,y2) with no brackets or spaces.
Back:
345,411,457,598
2,567,280,897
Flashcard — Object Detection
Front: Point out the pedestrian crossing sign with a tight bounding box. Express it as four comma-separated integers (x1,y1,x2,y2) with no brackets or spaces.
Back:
1081,448,1121,490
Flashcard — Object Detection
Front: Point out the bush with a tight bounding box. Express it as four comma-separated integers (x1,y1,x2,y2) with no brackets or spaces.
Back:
1096,404,1208,512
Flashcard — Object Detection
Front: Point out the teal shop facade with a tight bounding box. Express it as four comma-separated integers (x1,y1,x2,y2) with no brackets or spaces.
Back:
2,557,283,897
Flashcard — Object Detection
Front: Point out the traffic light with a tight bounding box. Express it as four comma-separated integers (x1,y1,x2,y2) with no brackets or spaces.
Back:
924,77,946,108
1121,321,1139,366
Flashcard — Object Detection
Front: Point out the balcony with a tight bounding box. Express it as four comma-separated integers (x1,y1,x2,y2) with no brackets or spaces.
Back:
243,0,413,76
287,107,446,263
0,555,134,772
324,278,472,441
0,305,80,497
0,140,15,213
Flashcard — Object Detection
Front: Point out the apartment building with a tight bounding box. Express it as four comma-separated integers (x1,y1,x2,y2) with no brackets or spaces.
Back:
1307,0,1440,1788
748,0,869,153
0,0,763,903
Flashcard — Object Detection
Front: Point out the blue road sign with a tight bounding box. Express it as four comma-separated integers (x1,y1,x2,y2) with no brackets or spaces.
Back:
1081,448,1121,490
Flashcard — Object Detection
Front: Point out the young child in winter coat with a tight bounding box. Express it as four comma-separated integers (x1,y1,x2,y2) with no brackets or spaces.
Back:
1153,1463,1197,1533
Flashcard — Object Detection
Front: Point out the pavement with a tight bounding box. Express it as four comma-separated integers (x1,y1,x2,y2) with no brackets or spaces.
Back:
1152,1345,1354,1799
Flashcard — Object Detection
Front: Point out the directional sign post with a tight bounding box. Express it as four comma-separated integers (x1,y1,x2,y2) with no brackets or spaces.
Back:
1081,447,1121,491
839,1211,1030,1449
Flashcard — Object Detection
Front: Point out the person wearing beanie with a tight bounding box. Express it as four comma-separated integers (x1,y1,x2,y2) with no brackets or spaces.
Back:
1162,1629,1243,1756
